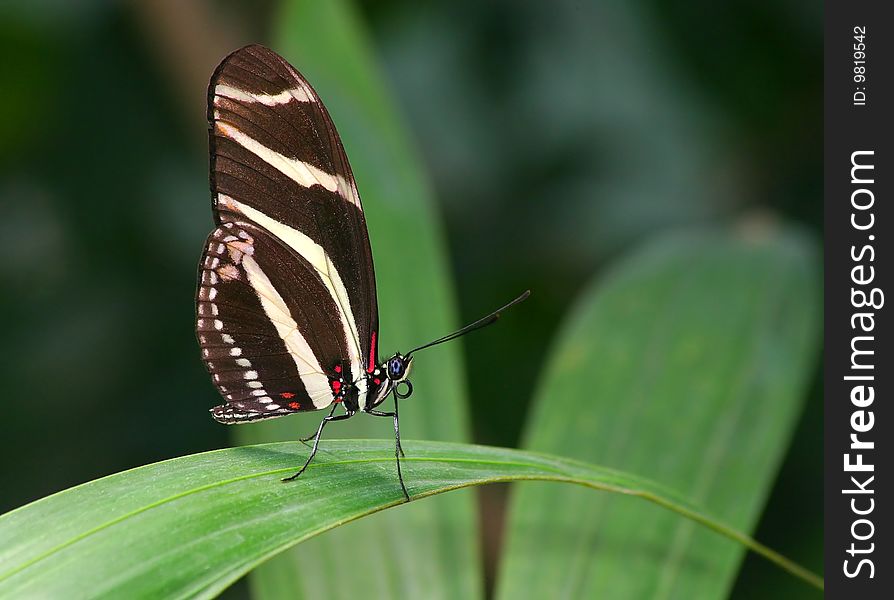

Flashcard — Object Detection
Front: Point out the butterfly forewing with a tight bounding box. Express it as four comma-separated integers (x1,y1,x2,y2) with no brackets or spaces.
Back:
199,45,378,421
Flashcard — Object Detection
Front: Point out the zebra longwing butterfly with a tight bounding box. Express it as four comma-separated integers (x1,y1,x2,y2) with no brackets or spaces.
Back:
197,45,528,500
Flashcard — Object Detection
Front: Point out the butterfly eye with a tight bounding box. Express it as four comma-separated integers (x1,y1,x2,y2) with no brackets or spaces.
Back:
388,358,404,378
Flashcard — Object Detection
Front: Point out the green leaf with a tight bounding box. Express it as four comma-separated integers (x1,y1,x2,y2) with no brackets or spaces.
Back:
497,229,822,599
231,1,480,598
0,440,821,598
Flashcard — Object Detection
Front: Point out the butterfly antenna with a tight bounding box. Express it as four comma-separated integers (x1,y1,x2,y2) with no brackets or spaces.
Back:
406,290,531,356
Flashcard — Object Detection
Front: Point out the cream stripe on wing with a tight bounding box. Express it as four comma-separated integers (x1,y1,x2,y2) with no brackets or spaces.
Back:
214,84,312,106
241,254,333,409
222,195,366,403
215,121,360,209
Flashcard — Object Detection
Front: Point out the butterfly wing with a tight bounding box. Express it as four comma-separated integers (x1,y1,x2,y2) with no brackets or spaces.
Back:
198,45,379,422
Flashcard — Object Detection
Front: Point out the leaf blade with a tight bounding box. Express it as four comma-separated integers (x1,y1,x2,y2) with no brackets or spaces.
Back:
0,440,820,598
497,229,822,599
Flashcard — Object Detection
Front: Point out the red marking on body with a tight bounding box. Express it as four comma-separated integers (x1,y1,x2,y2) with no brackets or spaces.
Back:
332,380,342,391
280,392,295,399
367,331,377,373
334,364,342,373
334,397,343,403
288,401,300,410
373,378,381,385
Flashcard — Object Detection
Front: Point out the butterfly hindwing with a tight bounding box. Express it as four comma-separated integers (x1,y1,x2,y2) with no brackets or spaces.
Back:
199,223,352,422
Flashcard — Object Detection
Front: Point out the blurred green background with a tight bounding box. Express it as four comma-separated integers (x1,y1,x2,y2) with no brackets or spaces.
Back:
1,0,820,596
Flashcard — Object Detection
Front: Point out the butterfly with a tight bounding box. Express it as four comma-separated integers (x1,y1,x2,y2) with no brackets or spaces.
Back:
196,45,527,500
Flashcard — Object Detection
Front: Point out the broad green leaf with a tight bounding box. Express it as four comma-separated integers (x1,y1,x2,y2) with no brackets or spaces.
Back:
0,440,821,598
231,1,479,598
497,229,821,599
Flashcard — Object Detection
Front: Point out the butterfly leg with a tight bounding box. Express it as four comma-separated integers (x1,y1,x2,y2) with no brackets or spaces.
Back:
283,407,354,482
367,394,410,501
299,404,337,442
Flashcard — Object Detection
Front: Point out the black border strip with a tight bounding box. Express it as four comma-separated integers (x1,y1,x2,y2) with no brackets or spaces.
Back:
825,2,892,596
